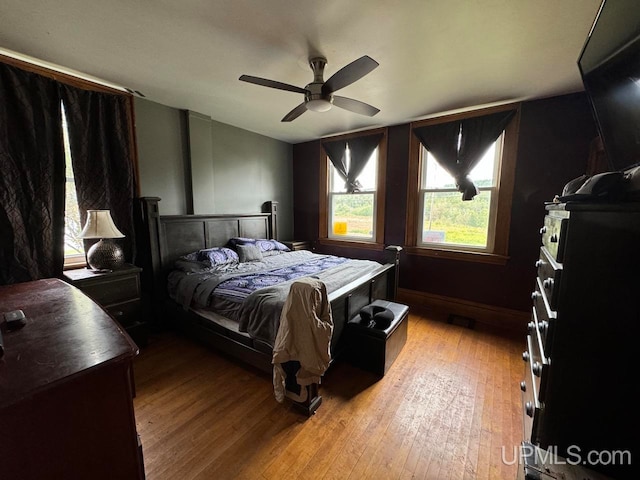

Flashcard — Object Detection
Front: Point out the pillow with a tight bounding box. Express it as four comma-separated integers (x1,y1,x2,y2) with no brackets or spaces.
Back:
237,244,264,262
227,237,255,249
229,237,290,253
359,305,394,330
254,239,290,252
196,247,239,267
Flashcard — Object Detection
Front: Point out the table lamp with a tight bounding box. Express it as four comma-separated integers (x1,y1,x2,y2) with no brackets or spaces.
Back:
80,210,125,271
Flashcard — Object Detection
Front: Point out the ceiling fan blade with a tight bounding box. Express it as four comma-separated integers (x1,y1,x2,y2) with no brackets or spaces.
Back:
332,96,380,117
322,55,379,94
281,103,308,122
239,75,306,94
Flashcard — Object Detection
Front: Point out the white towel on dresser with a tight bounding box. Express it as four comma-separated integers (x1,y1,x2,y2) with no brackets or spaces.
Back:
272,277,333,402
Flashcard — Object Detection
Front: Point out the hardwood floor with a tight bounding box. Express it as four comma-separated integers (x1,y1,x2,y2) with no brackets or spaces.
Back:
133,312,524,480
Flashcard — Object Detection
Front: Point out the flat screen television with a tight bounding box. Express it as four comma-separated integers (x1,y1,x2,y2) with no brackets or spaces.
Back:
578,0,640,172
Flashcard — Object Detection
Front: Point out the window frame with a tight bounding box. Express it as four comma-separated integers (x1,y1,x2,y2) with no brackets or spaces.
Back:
319,128,387,250
405,104,520,264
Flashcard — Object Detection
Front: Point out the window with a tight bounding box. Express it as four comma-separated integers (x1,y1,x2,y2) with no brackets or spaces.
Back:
319,129,387,248
62,103,85,268
328,145,378,241
419,136,502,250
406,105,520,263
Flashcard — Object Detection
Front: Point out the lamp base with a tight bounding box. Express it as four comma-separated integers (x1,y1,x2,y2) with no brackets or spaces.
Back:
87,239,125,271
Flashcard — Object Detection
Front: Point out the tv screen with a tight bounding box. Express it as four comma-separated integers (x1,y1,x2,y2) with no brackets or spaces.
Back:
578,0,640,172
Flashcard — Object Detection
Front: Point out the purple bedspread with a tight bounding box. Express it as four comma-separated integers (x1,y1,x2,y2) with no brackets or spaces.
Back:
214,255,348,302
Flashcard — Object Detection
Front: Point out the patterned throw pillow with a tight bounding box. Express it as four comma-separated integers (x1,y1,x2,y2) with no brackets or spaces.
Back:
237,244,264,263
254,239,290,252
196,247,239,267
228,237,290,253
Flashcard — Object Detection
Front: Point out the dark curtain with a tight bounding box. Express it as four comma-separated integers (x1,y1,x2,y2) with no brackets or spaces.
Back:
322,133,383,193
0,63,66,285
413,110,516,200
322,139,348,186
59,85,136,262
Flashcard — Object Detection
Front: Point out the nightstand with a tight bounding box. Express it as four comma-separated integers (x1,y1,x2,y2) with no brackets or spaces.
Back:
63,264,147,346
283,240,311,251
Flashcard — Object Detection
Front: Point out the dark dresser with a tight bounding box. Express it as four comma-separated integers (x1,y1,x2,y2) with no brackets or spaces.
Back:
0,279,145,480
520,202,640,479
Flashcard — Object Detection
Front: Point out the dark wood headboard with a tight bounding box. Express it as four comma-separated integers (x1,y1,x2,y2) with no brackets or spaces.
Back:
134,197,278,300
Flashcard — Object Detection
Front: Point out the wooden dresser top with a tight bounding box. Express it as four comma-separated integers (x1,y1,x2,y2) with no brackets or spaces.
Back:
0,278,138,409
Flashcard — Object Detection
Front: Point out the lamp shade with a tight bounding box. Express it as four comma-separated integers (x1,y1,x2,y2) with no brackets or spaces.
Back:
79,210,125,239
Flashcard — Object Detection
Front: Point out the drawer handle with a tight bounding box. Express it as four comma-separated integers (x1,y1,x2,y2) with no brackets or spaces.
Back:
520,381,527,392
522,351,530,363
535,260,544,268
543,278,554,290
527,321,535,333
539,320,548,333
539,226,547,235
532,361,543,377
549,233,558,243
525,401,534,417
531,291,541,301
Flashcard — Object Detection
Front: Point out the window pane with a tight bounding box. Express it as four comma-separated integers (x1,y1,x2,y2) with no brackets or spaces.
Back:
330,193,374,239
468,142,497,186
422,138,499,189
330,162,346,193
329,147,377,193
422,151,456,189
62,104,84,259
356,147,377,191
420,190,491,248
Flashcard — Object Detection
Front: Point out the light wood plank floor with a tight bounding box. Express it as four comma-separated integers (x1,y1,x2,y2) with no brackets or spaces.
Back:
133,312,524,480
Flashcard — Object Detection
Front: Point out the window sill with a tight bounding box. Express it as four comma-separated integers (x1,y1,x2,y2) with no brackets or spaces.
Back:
318,238,386,251
404,246,509,265
63,259,87,270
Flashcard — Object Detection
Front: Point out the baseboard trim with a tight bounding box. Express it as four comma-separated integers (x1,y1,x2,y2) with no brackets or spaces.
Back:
397,288,529,334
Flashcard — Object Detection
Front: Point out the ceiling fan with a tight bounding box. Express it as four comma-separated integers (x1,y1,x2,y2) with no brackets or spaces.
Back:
239,55,380,122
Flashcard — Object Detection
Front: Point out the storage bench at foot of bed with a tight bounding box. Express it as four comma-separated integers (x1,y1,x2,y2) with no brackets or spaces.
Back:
345,300,409,376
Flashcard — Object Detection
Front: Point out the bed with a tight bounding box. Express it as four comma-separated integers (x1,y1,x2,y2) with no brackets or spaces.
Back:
134,197,401,413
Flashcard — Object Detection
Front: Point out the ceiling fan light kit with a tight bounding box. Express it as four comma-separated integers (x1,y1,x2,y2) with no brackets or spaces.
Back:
239,55,380,122
305,98,332,112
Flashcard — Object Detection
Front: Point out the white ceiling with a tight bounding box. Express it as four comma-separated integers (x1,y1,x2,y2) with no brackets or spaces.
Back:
0,0,602,144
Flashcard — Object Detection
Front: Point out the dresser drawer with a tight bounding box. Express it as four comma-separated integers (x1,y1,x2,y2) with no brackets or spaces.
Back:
532,279,556,353
521,343,543,444
524,332,548,403
79,274,140,306
106,299,141,328
540,211,568,262
532,297,555,354
529,310,550,402
536,248,562,311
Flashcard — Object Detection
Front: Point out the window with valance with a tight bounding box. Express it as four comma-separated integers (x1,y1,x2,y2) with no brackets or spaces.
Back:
406,105,520,263
319,129,387,247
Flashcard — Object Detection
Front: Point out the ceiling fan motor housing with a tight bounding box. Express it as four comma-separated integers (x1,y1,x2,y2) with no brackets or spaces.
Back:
305,57,333,111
